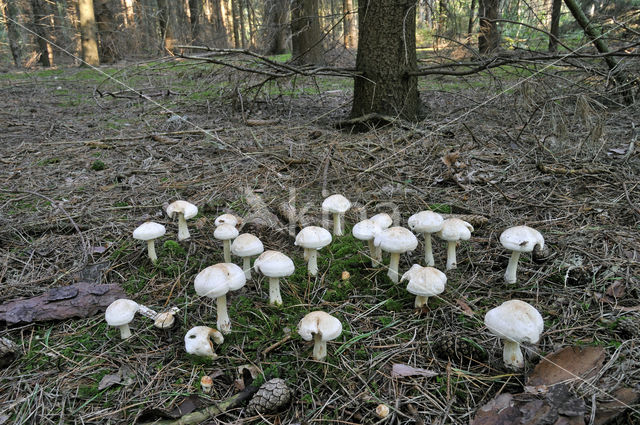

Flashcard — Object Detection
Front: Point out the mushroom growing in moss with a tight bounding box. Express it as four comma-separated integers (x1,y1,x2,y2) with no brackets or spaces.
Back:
254,251,295,306
105,299,139,339
436,218,473,270
298,311,342,361
295,226,332,276
500,225,544,284
132,222,166,263
184,326,224,358
194,263,246,333
374,227,418,283
401,264,447,308
322,194,351,236
231,233,264,279
407,211,443,267
166,200,198,241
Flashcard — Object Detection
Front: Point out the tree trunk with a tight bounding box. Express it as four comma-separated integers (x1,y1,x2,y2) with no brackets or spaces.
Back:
1,0,23,66
210,0,228,47
77,0,99,65
136,0,160,54
478,0,499,53
156,0,177,52
238,0,246,48
548,0,561,52
29,0,54,66
467,0,476,37
94,0,121,62
290,0,324,65
231,0,240,47
188,0,201,42
437,0,446,36
351,0,420,121
263,0,288,54
342,0,356,49
247,0,256,48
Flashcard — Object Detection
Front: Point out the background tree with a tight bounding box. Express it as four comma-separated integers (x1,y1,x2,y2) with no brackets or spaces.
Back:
29,0,54,66
290,0,324,65
1,0,23,66
548,0,562,52
94,0,120,62
263,0,288,54
78,0,99,66
342,0,356,49
478,0,499,53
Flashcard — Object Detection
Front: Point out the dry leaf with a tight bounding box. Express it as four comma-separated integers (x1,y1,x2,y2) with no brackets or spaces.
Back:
527,346,605,387
605,281,625,298
595,387,639,425
391,364,438,378
441,151,460,168
455,298,474,316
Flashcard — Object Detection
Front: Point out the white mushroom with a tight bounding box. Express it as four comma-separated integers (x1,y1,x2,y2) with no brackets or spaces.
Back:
133,222,166,263
369,213,393,262
436,218,473,270
231,233,264,279
298,311,342,361
401,264,447,308
184,326,224,358
166,200,198,241
105,299,139,339
484,300,544,369
194,263,246,334
214,224,239,263
214,213,240,227
500,226,545,284
352,219,382,266
254,250,295,306
295,226,332,276
408,211,444,267
322,194,351,236
374,227,418,283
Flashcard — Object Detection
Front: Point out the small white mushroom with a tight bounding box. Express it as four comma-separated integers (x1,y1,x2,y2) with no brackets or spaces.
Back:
374,227,418,283
214,213,240,227
184,326,224,358
105,299,139,339
352,219,382,266
436,218,473,270
295,226,332,276
369,213,393,261
166,200,198,241
500,225,545,284
407,211,444,267
484,300,544,369
214,224,239,263
194,263,246,334
231,233,264,279
321,194,351,236
401,264,447,308
298,311,342,361
254,251,295,306
132,222,166,263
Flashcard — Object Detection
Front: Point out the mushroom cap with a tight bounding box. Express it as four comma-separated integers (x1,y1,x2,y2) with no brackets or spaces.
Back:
408,211,444,234
295,226,332,249
166,200,198,219
298,311,342,342
214,213,239,227
352,219,382,241
437,218,473,241
105,299,139,326
133,222,166,241
184,326,223,357
214,223,239,241
373,226,418,254
500,226,544,253
484,300,544,344
194,263,246,298
322,194,351,214
401,264,447,297
231,233,264,257
254,250,295,278
370,213,393,229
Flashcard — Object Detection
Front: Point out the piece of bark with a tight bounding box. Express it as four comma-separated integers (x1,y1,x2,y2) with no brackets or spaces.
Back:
0,282,126,324
0,337,19,368
595,388,639,425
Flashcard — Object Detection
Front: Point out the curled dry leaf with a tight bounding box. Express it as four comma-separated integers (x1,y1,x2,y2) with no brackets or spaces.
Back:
455,298,474,316
527,346,605,387
391,364,438,378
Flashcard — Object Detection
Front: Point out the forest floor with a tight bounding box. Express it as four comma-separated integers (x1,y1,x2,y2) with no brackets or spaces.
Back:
0,58,639,424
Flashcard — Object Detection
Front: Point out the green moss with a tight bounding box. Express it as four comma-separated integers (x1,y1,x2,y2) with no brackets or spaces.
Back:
90,160,106,171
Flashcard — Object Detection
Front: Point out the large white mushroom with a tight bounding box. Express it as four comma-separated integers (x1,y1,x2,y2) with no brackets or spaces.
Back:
105,299,139,339
401,264,447,308
374,227,418,283
352,219,382,266
408,211,444,267
322,194,351,236
214,224,239,263
194,263,246,334
484,300,544,369
133,222,166,263
184,326,224,359
295,226,332,276
436,218,473,270
231,233,264,279
166,200,198,241
369,213,393,263
214,213,240,227
254,250,295,306
298,311,342,361
500,226,545,284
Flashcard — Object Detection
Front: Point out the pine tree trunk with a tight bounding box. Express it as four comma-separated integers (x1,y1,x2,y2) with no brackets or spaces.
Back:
548,0,561,52
342,0,356,49
94,0,120,62
1,0,23,66
290,0,324,65
29,0,54,66
156,0,177,52
210,0,228,47
478,0,499,53
78,0,99,65
238,0,246,48
467,0,476,37
263,0,288,54
351,0,420,121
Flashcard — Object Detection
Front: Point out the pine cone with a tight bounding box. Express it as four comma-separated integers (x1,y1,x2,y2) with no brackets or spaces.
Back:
618,317,640,338
433,334,487,362
247,378,292,414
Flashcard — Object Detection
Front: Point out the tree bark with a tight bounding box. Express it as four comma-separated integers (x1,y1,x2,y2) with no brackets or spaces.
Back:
188,0,201,42
467,0,476,37
238,0,246,48
94,0,120,62
263,0,288,54
77,0,99,66
290,0,324,65
29,0,54,66
156,0,176,52
478,0,499,53
548,0,562,52
210,0,228,47
343,0,356,49
1,0,23,66
351,0,420,121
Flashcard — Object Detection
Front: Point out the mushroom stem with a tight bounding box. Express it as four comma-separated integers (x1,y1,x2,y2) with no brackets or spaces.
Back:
504,251,521,284
242,256,252,279
307,249,319,276
424,233,434,267
374,245,383,263
503,339,524,369
268,277,282,306
119,324,132,339
223,240,232,263
137,304,158,320
312,333,327,361
216,294,231,334
388,252,401,283
446,241,457,270
146,240,158,263
332,213,343,236
177,213,190,241
303,248,310,261
367,240,377,266
415,295,429,308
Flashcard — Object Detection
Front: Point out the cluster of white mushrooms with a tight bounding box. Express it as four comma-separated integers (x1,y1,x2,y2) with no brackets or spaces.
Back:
107,194,548,370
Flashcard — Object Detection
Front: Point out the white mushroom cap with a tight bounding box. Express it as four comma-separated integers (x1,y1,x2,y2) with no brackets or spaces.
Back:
484,300,544,344
374,227,418,253
298,311,342,342
295,226,332,249
370,213,393,229
352,219,381,241
184,326,224,358
408,211,444,234
215,213,240,227
231,233,264,257
437,218,473,241
194,263,247,298
133,222,166,241
166,200,198,219
254,250,295,278
105,299,139,327
321,194,351,214
500,226,544,253
401,264,447,297
214,223,239,241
